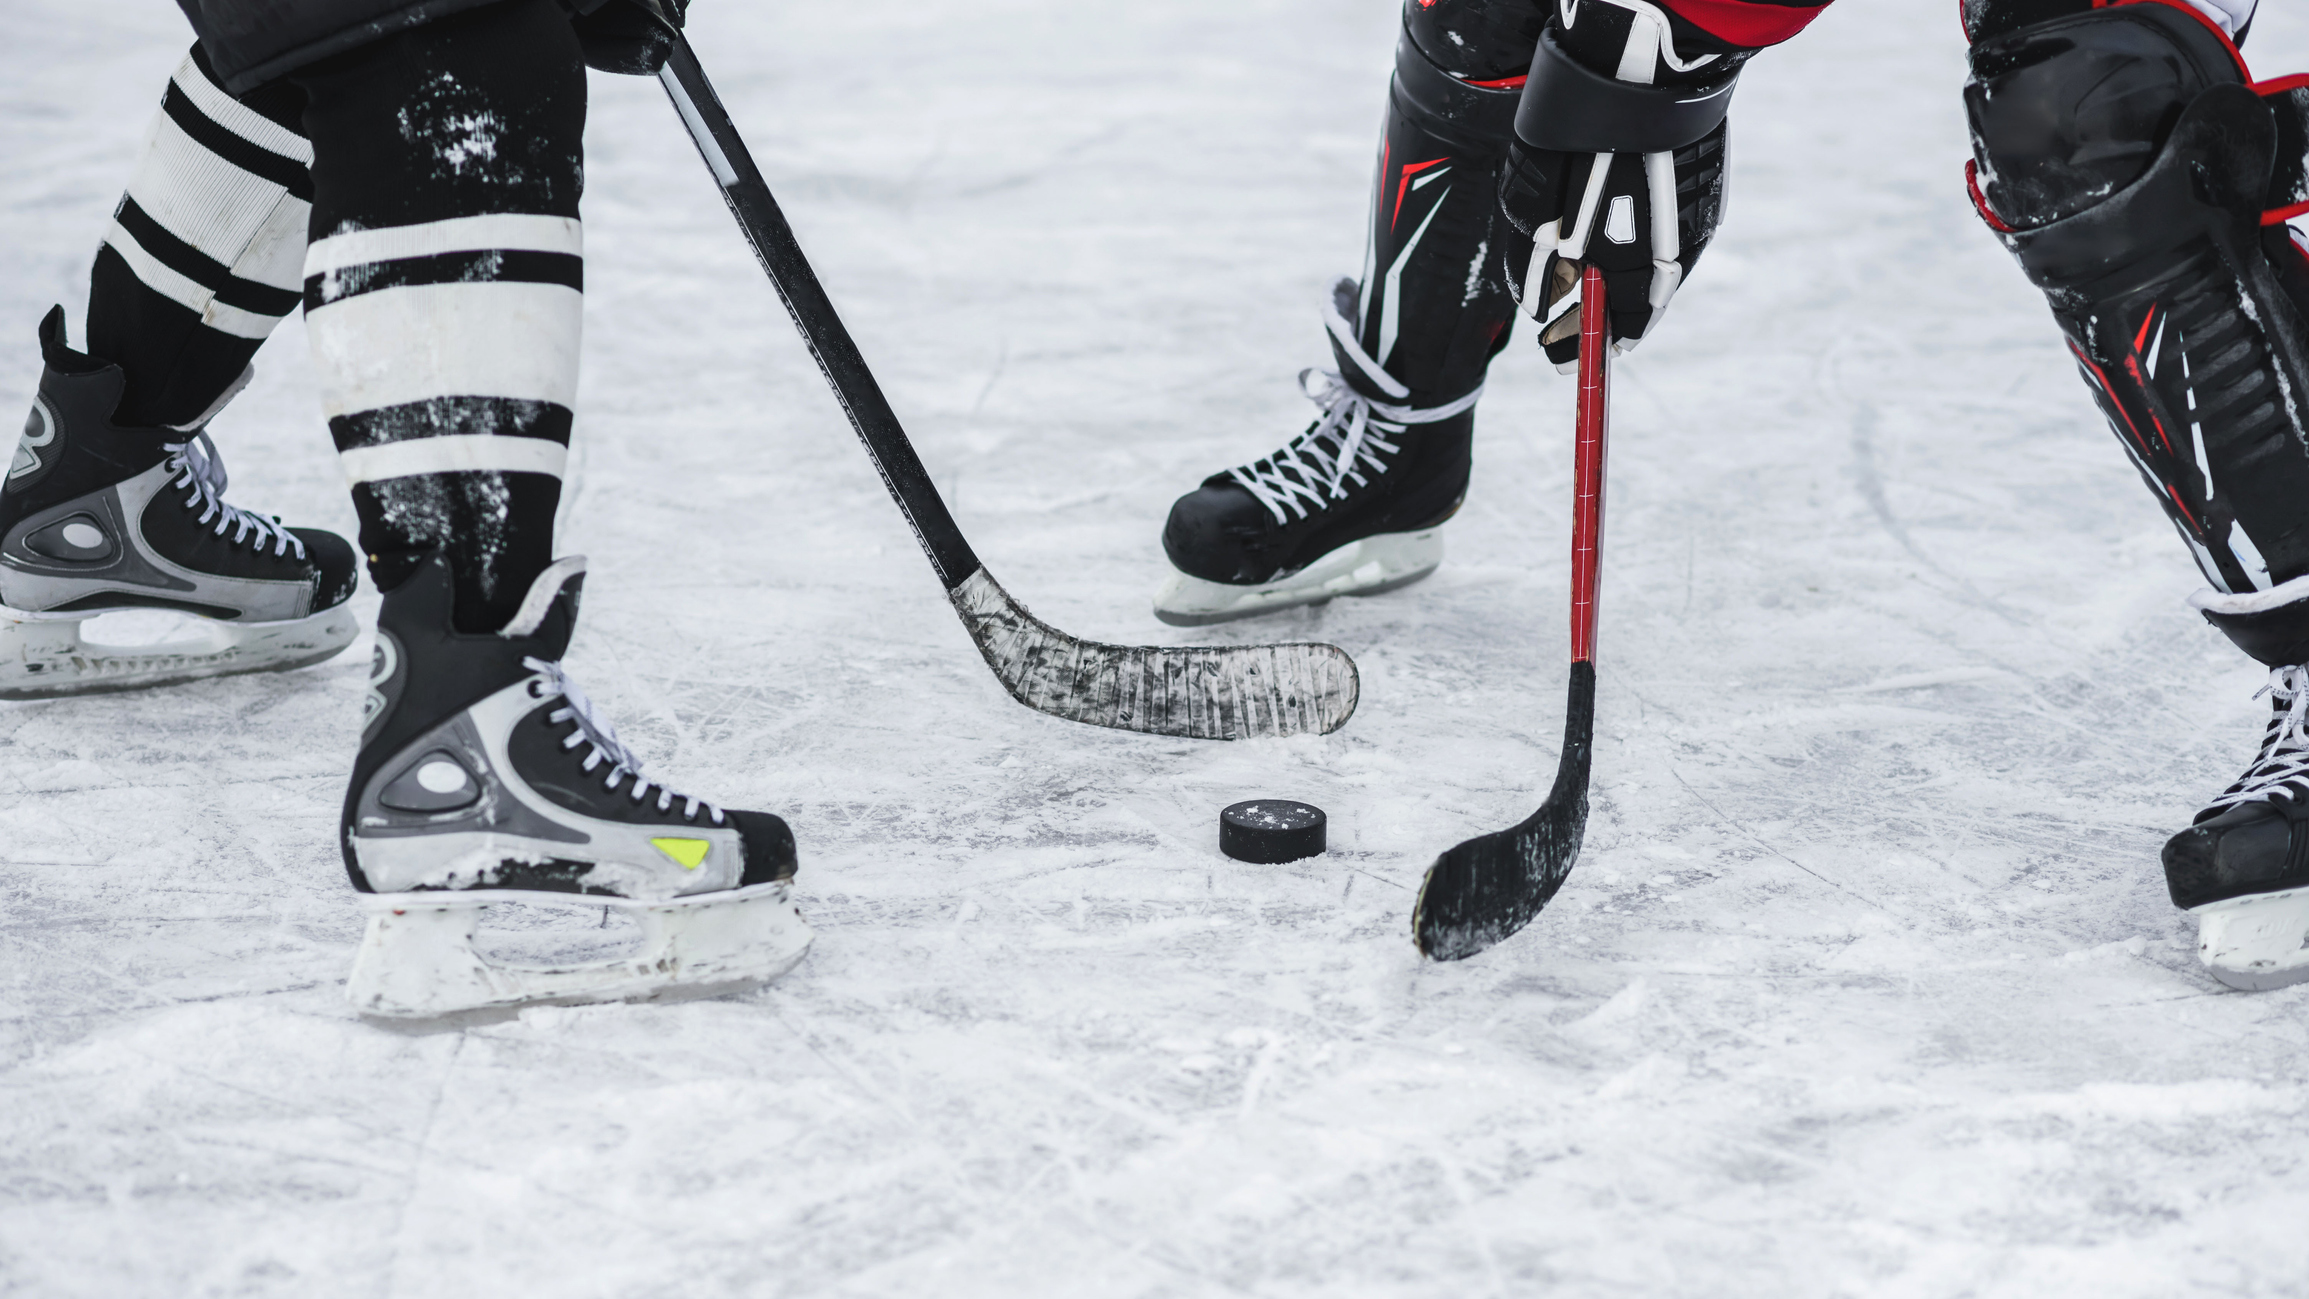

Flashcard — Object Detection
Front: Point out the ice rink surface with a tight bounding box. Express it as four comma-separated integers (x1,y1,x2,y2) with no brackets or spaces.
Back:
7,1,2309,1294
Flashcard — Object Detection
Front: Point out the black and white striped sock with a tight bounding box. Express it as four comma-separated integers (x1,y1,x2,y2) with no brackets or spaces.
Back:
291,0,591,631
86,46,310,429
304,210,582,625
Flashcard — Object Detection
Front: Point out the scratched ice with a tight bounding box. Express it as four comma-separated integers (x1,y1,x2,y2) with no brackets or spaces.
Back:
5,2,2309,1295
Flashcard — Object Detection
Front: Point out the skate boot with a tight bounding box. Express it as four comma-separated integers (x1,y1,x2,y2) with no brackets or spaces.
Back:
2161,583,2309,990
343,551,810,1018
0,308,358,698
1154,279,1479,627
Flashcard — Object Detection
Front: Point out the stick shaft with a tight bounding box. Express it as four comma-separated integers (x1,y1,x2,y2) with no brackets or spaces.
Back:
1569,266,1610,665
658,39,980,589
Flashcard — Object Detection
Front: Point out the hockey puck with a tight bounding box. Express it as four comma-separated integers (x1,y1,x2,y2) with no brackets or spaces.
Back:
1220,799,1327,864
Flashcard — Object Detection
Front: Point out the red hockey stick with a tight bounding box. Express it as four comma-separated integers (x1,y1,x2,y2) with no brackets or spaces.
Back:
1413,264,1610,959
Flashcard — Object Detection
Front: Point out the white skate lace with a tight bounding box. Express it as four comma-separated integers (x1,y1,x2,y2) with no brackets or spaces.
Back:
162,432,307,560
1226,371,1482,526
2207,664,2309,810
523,656,726,823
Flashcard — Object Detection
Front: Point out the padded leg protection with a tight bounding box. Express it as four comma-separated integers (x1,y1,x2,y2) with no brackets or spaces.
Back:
1970,3,2309,612
1341,2,1535,409
2194,579,2309,666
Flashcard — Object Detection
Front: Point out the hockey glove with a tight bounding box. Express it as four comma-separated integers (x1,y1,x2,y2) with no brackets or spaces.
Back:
1496,0,1744,368
566,0,686,76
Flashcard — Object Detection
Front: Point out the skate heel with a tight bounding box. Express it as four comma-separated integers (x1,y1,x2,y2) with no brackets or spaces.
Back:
2193,887,2309,990
0,606,358,699
347,882,814,1019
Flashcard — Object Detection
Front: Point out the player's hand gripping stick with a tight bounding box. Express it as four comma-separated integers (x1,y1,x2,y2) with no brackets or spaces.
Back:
1413,265,1609,960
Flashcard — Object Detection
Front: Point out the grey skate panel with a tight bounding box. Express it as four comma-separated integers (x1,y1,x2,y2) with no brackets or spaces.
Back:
2,478,195,603
354,711,589,847
0,461,312,620
23,513,115,562
377,749,485,813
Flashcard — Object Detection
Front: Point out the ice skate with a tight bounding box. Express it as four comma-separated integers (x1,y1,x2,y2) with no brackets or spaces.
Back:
1154,279,1478,627
0,309,358,698
342,551,810,1018
2164,660,2309,990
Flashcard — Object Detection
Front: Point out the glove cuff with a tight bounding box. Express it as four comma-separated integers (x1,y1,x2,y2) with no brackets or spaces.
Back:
1513,27,1738,154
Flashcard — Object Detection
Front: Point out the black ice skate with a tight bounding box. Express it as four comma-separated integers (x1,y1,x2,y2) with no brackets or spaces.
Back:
2163,585,2309,990
343,551,810,1017
1155,279,1478,626
0,309,357,698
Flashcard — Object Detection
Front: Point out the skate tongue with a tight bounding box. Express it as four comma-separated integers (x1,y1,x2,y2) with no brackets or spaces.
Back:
499,556,587,643
35,306,109,377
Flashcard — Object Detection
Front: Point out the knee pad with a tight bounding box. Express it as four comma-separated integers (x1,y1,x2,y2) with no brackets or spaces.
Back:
1967,1,2245,229
1394,0,1538,150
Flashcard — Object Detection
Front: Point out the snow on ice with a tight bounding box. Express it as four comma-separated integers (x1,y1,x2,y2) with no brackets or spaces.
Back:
5,0,2309,1295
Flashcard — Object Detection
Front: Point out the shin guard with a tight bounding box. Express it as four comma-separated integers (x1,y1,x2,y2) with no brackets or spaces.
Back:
1969,1,2309,619
1345,1,1538,411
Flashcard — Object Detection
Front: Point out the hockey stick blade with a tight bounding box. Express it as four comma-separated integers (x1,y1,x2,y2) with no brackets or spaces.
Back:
658,39,1359,739
1412,266,1611,958
1413,662,1592,958
954,570,1358,739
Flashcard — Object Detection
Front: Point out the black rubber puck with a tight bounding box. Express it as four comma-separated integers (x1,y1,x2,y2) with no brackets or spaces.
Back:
1220,799,1327,863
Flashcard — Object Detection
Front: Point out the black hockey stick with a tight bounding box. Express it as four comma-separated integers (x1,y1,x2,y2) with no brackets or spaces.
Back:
656,39,1357,739
1412,266,1610,959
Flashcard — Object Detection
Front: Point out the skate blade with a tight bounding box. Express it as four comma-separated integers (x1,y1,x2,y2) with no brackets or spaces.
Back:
2193,887,2309,991
345,881,813,1019
1152,529,1443,627
0,605,358,700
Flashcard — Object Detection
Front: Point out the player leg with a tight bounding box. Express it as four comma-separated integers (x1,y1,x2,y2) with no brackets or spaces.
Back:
0,48,358,698
285,0,808,1016
1966,0,2309,988
1151,0,1537,625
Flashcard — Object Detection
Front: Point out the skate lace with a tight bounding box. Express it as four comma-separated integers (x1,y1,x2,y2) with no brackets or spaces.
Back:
1226,371,1481,526
162,433,307,560
2208,665,2309,810
523,656,726,824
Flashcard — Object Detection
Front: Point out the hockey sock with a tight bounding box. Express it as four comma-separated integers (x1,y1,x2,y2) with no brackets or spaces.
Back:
290,0,587,634
1344,0,1537,409
82,45,310,431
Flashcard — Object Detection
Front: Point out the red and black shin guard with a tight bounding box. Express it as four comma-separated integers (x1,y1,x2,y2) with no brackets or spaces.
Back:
1969,0,2309,629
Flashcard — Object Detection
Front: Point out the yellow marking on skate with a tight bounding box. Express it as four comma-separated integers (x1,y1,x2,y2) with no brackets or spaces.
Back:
652,837,711,870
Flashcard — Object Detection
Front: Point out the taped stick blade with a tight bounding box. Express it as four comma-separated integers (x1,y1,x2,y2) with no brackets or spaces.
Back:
950,567,1360,739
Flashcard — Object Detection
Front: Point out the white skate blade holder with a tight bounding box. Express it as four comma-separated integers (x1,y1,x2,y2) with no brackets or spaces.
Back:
1154,529,1444,627
2193,887,2309,991
347,881,813,1018
0,604,358,700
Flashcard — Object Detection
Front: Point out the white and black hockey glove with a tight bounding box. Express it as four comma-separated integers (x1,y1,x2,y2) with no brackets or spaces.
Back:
1497,0,1747,368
